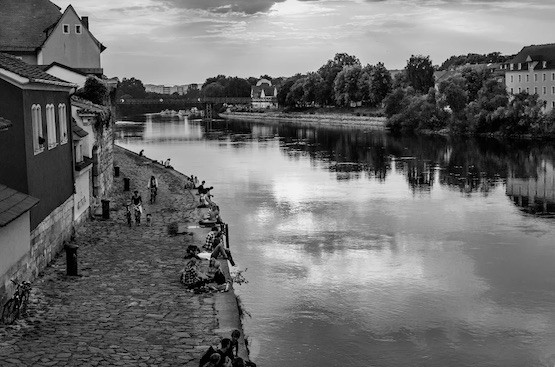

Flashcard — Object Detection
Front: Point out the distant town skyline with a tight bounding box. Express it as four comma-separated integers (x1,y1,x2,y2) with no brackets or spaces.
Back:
51,0,555,85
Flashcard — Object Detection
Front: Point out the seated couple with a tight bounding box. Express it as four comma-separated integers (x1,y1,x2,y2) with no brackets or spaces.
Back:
180,256,229,292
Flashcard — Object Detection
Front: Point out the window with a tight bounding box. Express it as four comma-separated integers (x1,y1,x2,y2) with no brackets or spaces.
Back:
518,75,521,82
534,74,538,82
543,61,547,68
553,86,555,94
543,87,547,94
526,74,529,82
518,63,522,70
553,101,555,108
510,75,514,83
543,73,546,81
553,73,555,81
526,87,529,93
32,104,44,154
510,64,514,71
518,87,521,93
534,87,538,94
75,25,82,34
63,24,70,34
58,104,68,144
46,104,57,149
510,88,514,94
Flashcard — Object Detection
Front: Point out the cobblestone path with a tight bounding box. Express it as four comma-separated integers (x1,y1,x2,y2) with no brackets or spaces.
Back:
0,147,222,367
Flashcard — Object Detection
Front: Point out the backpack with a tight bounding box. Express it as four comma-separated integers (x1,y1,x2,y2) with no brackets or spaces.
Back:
199,346,217,367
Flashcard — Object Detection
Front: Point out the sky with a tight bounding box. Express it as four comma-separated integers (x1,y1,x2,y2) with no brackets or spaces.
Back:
51,0,555,85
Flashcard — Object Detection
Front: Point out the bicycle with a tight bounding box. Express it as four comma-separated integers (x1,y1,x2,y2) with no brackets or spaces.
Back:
1,280,31,325
150,186,157,204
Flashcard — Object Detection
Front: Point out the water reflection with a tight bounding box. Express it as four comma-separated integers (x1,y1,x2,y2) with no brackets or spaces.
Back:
116,116,555,367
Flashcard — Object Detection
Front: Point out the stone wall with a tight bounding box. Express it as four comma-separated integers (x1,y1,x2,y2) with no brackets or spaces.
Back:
94,123,114,199
0,196,74,305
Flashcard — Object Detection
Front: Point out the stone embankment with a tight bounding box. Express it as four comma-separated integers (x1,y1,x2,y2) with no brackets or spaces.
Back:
0,145,250,367
221,111,387,128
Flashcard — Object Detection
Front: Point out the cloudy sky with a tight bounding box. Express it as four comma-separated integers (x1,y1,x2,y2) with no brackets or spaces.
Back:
52,0,555,85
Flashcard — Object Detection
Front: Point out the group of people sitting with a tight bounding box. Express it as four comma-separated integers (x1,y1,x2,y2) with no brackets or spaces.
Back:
185,175,200,189
197,181,215,208
180,226,236,292
199,332,256,367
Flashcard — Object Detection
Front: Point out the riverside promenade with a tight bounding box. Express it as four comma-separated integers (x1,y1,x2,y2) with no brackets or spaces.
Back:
0,146,248,367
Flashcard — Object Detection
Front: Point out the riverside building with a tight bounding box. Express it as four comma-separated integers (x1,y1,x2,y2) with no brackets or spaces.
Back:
503,43,555,112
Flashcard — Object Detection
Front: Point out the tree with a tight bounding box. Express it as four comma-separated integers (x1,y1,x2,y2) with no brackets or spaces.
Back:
224,77,251,97
334,65,364,107
77,77,108,105
438,76,468,115
116,77,146,99
461,67,491,102
500,92,544,135
202,82,225,97
277,74,303,106
465,79,508,134
318,53,361,106
286,78,306,107
406,55,435,94
369,62,392,106
302,72,327,106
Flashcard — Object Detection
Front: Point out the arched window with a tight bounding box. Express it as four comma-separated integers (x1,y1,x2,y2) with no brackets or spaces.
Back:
46,104,57,149
32,104,44,154
58,103,68,144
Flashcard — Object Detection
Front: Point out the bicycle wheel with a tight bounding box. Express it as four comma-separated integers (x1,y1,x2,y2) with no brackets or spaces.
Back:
1,298,18,325
19,291,30,316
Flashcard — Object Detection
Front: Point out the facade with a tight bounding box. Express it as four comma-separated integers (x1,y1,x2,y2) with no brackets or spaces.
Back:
0,1,105,75
251,79,278,109
503,43,555,112
144,84,193,95
0,52,76,303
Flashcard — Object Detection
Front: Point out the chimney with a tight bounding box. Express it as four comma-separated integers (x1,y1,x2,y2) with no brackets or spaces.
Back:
82,16,89,29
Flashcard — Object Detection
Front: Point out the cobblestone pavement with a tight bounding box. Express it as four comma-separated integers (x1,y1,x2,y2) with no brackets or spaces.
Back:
0,147,223,367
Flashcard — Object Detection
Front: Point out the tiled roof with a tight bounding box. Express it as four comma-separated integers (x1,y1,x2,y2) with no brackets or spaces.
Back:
509,44,555,70
0,52,72,85
0,184,39,227
0,117,12,130
0,0,62,51
251,86,276,98
72,119,88,140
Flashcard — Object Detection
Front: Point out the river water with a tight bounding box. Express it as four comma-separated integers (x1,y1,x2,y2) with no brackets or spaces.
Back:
115,115,555,367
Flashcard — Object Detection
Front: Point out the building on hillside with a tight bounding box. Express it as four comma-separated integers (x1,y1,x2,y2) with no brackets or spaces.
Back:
144,84,192,95
0,1,105,76
251,79,278,109
503,43,555,112
0,53,76,303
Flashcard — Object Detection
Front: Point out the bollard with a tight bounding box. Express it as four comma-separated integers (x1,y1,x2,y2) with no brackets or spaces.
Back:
64,243,79,276
123,177,130,191
101,199,110,219
114,166,120,177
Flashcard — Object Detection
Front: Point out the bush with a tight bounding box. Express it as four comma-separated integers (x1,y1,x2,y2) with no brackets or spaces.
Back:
167,222,179,236
75,77,108,105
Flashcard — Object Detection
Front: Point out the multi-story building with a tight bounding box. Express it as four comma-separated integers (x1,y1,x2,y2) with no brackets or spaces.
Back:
251,79,278,109
0,1,106,76
503,43,555,112
144,84,195,95
0,53,76,303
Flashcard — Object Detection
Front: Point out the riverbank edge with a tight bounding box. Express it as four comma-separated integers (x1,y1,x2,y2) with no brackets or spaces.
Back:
115,145,252,363
220,111,387,128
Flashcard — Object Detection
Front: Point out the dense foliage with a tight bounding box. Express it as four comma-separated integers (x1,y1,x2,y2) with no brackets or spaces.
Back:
76,77,108,105
439,52,513,71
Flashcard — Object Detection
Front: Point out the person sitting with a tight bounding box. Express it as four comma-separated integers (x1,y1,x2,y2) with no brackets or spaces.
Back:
184,245,202,260
197,180,206,195
201,353,221,367
216,338,234,367
210,238,235,267
203,227,220,252
230,330,241,359
164,158,171,168
139,149,144,156
180,257,210,290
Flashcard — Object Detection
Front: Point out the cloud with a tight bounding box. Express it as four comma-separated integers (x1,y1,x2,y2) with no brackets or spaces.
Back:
159,0,287,14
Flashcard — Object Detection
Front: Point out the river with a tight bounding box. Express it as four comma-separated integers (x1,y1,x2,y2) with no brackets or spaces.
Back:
115,114,555,367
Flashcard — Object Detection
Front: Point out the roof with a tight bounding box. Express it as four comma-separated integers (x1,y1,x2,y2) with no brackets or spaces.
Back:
0,117,12,130
251,85,276,98
0,52,74,86
40,62,88,76
0,184,39,227
0,0,62,51
72,119,88,140
509,43,555,70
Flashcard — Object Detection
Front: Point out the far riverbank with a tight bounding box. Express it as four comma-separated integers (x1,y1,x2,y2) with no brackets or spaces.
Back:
220,111,386,128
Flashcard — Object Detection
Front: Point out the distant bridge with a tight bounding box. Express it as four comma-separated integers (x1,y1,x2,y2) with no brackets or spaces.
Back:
117,97,252,119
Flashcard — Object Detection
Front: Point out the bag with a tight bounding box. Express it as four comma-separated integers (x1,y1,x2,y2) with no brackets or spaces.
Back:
199,346,217,367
